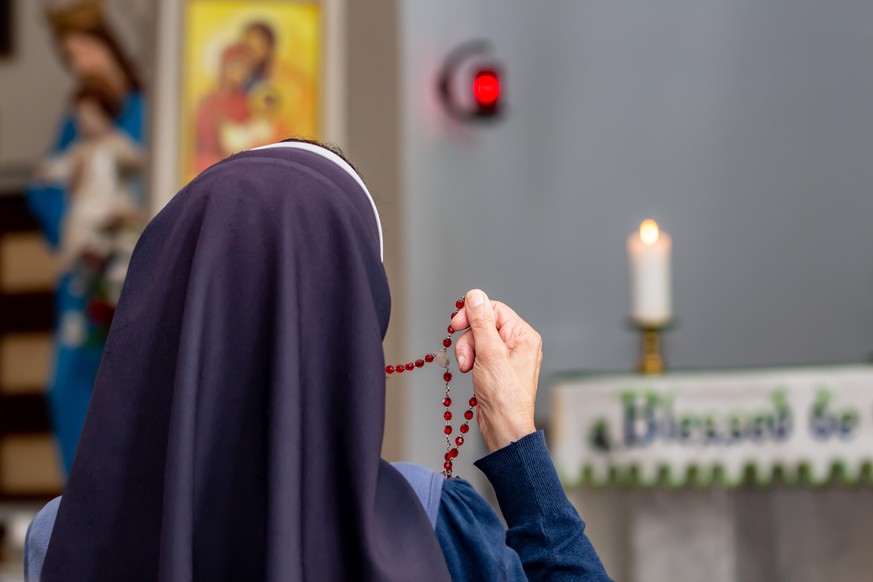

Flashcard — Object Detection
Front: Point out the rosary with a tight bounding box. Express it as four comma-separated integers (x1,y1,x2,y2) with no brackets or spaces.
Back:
385,297,477,478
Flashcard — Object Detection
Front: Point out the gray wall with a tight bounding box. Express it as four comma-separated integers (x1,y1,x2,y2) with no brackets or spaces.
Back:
344,0,408,461
0,0,71,166
399,0,873,478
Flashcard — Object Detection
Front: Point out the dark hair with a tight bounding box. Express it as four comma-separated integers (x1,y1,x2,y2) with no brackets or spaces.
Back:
280,138,360,174
245,21,277,49
74,75,124,119
61,26,143,92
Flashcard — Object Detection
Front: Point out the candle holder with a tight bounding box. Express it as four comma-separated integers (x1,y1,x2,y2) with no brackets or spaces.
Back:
631,320,673,375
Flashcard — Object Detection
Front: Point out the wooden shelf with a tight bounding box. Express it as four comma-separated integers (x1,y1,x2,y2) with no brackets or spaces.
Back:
0,394,51,436
0,293,54,332
0,190,61,500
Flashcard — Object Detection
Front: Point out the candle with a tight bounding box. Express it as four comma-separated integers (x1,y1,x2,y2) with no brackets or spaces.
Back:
627,219,672,326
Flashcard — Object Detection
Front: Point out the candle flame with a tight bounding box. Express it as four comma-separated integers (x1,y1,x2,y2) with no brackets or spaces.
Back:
640,219,660,246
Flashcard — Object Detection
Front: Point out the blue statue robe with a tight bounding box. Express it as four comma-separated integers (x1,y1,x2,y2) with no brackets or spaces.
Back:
26,91,146,473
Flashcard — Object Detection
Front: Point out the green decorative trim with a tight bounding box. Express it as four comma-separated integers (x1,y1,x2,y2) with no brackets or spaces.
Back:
563,458,873,490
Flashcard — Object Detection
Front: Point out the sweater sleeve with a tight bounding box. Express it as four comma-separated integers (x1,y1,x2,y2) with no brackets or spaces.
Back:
436,478,528,581
474,431,613,582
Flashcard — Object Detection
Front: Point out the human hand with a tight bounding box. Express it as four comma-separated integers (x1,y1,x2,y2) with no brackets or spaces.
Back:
450,289,542,453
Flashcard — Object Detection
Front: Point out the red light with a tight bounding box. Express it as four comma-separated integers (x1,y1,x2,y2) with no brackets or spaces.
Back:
473,71,500,106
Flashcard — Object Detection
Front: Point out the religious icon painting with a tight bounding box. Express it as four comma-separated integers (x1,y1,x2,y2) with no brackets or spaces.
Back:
180,0,321,184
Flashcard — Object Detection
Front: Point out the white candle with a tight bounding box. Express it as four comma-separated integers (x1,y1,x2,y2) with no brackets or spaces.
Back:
627,219,672,326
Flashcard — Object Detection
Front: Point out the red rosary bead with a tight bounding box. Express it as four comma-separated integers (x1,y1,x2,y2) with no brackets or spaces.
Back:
388,298,480,477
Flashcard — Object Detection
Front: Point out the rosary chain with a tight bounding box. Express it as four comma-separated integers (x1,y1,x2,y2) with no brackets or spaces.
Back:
385,297,478,478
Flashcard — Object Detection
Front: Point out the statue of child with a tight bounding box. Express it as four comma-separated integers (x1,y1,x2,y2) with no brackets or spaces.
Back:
37,75,145,274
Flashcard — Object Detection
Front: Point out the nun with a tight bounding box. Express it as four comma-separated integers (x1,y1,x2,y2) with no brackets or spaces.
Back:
26,141,612,581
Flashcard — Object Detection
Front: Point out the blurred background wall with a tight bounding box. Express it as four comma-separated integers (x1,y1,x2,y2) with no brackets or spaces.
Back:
394,2,873,579
399,0,873,471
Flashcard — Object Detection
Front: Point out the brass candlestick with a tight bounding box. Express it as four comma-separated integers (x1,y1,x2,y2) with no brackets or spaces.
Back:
639,326,664,374
633,321,672,375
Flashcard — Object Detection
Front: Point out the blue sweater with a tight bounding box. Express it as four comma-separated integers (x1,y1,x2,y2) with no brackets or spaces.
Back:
26,431,611,581
435,431,612,581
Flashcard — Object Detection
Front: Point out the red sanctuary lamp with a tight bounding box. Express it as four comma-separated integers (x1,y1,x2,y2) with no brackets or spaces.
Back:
472,69,501,117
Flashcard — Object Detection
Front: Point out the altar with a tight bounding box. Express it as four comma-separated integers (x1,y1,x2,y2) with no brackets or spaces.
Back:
552,366,873,582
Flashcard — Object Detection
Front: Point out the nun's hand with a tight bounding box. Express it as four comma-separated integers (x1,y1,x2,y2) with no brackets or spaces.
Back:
450,289,542,453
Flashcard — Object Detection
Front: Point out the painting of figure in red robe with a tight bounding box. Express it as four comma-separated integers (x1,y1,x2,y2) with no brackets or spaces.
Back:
181,1,320,183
